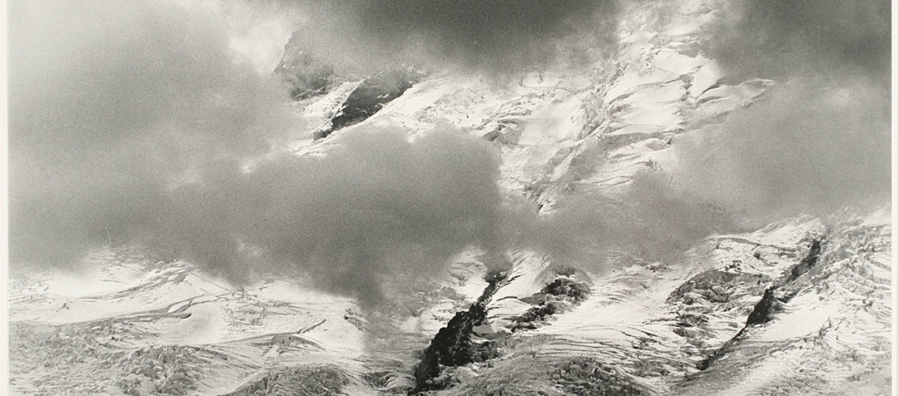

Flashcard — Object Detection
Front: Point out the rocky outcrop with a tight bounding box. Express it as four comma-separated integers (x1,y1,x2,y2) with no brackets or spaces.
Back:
744,286,776,327
512,277,590,332
411,272,506,394
542,278,591,303
668,270,768,305
786,239,821,283
315,67,424,140
412,268,593,393
273,33,337,100
222,366,347,396
552,358,648,396
699,238,824,370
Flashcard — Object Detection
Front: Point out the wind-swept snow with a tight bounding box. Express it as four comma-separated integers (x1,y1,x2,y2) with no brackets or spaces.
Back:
8,0,892,394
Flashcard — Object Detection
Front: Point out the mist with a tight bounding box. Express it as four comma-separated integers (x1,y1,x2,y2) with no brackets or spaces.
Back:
500,174,734,272
515,0,892,268
9,0,892,309
669,0,892,226
9,0,296,268
282,0,619,73
9,0,522,307
670,81,891,225
134,130,505,305
704,0,891,83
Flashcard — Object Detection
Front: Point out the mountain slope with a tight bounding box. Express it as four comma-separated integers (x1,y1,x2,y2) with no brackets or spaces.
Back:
8,0,892,395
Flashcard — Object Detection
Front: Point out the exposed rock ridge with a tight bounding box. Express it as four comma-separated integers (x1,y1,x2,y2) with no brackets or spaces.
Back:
698,238,824,370
511,277,591,332
221,366,348,396
273,33,338,101
411,271,508,394
314,67,424,140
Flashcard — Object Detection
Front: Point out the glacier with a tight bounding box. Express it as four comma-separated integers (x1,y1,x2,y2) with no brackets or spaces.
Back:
7,0,893,395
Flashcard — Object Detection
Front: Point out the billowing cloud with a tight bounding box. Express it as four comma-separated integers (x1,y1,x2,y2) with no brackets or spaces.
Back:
704,0,891,83
8,1,516,306
283,0,619,73
8,0,296,268
669,0,893,225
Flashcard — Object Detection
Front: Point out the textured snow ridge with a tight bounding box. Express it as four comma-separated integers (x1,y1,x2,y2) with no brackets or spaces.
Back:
8,248,494,395
8,0,892,395
9,214,889,395
408,215,890,396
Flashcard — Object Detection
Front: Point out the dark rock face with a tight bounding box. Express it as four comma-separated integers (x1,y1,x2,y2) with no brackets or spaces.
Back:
274,33,336,101
669,270,736,302
315,67,424,140
745,286,776,326
222,366,347,396
698,285,780,370
788,239,821,281
698,238,825,371
412,302,488,392
512,277,591,332
542,278,591,303
411,273,505,394
552,358,648,396
511,301,567,332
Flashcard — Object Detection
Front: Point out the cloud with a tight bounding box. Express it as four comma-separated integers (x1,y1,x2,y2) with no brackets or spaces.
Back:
11,0,889,310
504,174,734,270
8,0,297,269
670,81,891,225
505,0,891,266
283,0,620,73
703,0,891,83
8,1,516,307
142,130,506,305
673,0,892,225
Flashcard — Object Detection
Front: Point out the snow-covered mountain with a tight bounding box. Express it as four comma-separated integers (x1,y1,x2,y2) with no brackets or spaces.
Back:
8,0,893,395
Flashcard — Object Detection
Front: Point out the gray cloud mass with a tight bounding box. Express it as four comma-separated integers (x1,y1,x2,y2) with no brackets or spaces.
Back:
7,0,892,306
8,1,507,306
676,0,892,225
